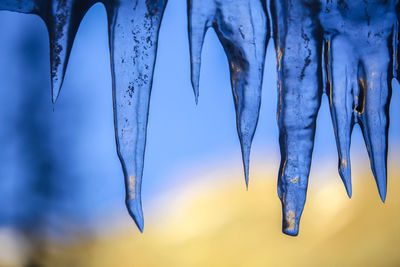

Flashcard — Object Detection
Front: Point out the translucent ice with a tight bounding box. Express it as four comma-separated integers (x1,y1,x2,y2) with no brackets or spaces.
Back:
188,0,269,187
1,0,400,236
107,0,168,232
0,0,95,102
0,0,168,232
320,0,397,203
272,0,398,236
271,0,323,236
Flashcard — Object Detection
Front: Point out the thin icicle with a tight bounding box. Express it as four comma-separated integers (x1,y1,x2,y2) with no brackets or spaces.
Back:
0,0,94,102
323,33,354,197
187,0,269,188
45,1,95,102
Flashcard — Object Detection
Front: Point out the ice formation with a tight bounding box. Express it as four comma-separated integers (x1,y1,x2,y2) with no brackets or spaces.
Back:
187,0,269,187
0,0,167,232
1,0,399,236
271,0,398,236
271,0,324,236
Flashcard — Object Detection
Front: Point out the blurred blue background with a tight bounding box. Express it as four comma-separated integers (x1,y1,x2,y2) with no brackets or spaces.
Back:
1,1,400,266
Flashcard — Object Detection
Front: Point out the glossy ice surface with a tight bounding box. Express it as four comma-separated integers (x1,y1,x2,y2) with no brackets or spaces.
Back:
188,0,269,187
1,0,399,236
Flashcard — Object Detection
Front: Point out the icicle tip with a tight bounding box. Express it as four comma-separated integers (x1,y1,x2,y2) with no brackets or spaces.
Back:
126,199,144,233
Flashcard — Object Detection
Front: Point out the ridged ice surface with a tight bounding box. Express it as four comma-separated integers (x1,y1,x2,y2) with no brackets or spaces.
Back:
1,0,399,236
272,0,398,235
271,0,324,236
0,0,167,232
321,0,397,202
188,0,269,187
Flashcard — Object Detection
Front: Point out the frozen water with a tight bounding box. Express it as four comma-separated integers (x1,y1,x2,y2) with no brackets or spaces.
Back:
1,0,399,236
272,0,398,235
0,0,167,232
271,0,323,236
188,0,269,187
107,0,168,233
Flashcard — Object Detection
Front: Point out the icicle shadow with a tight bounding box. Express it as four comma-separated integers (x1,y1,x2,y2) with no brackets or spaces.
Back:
187,0,269,187
271,0,323,236
320,0,398,203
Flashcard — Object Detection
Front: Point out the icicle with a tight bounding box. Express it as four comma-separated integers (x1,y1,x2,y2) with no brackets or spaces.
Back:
1,0,168,232
187,0,269,188
271,0,323,236
0,0,95,102
323,33,354,198
320,0,397,203
43,1,95,103
105,0,168,232
2,0,400,236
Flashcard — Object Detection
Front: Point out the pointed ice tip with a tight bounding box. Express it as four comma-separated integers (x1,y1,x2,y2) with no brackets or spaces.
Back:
51,79,62,103
378,186,387,203
373,172,387,203
338,166,352,198
51,91,60,104
191,83,199,105
126,199,144,233
346,188,352,199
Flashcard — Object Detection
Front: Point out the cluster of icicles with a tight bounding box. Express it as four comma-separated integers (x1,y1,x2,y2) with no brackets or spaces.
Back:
1,0,399,236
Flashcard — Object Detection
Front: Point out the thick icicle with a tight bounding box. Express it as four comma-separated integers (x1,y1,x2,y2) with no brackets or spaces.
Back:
271,0,323,236
320,0,397,202
106,0,168,232
0,0,94,102
187,0,269,187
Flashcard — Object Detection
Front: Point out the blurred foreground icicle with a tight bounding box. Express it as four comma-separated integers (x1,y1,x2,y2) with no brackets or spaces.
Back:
0,0,168,232
187,0,269,188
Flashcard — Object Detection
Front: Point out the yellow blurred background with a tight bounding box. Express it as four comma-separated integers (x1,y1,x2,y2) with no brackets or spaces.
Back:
1,160,397,267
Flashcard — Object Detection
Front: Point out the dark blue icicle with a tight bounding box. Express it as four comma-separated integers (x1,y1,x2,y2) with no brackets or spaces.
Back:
320,0,397,202
188,0,269,188
323,33,354,198
0,0,94,102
